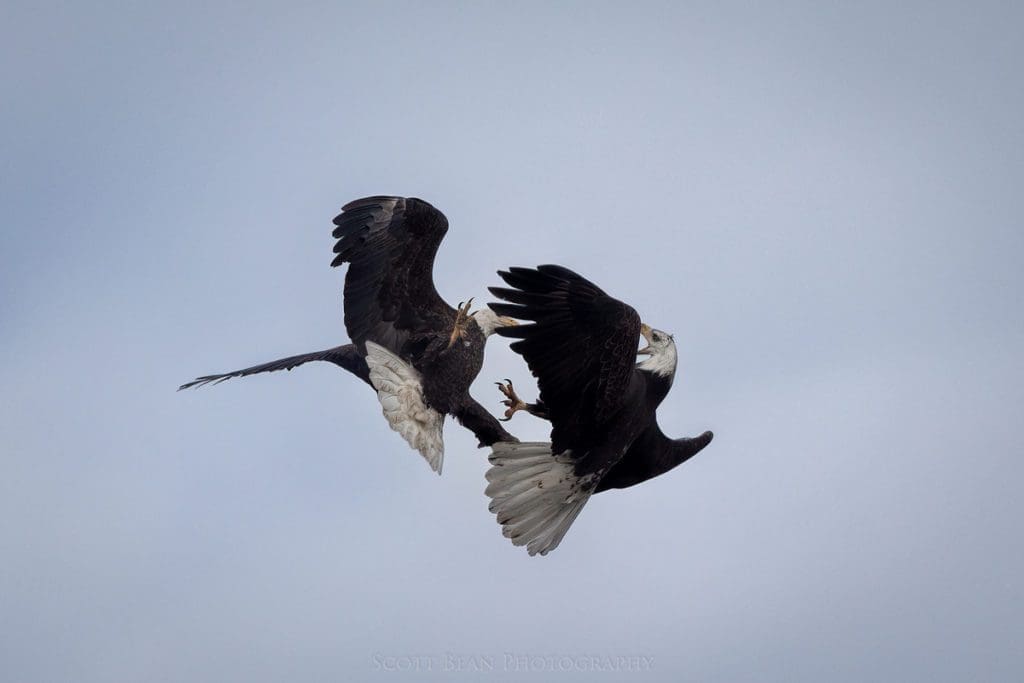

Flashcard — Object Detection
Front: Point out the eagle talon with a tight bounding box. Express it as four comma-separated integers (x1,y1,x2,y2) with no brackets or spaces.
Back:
496,379,526,421
446,298,475,350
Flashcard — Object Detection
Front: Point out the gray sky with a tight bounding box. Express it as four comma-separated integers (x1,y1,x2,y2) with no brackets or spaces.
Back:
2,1,1022,681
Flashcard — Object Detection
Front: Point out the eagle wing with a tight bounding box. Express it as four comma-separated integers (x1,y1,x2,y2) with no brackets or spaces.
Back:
177,344,369,390
331,196,455,355
489,265,640,456
594,421,714,492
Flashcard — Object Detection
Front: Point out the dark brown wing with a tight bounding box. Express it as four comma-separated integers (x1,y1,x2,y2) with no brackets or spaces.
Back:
595,421,714,492
331,196,454,354
489,265,641,455
177,344,369,390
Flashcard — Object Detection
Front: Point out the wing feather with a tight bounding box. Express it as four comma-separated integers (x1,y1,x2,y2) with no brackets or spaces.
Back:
331,196,454,354
178,345,368,390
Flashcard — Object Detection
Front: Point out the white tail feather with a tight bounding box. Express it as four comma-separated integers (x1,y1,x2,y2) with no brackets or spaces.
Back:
364,341,444,473
485,442,593,556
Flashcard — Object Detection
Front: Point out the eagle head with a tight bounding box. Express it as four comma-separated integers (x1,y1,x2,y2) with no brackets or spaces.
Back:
637,323,678,377
473,306,520,337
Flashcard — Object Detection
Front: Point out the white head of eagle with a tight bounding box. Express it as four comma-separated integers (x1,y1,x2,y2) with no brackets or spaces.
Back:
473,307,519,337
636,323,678,378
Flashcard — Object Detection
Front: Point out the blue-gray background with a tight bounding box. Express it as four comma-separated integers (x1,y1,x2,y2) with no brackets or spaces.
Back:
3,2,1021,681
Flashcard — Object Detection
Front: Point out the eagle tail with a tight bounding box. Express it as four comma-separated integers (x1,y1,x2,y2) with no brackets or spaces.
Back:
485,442,592,556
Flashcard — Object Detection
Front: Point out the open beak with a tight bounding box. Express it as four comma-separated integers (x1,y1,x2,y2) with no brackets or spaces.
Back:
637,323,654,356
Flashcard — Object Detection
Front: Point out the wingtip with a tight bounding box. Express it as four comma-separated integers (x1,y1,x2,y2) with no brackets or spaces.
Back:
339,195,402,213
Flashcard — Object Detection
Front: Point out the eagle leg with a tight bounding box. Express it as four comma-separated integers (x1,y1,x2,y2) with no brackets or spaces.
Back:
446,298,475,350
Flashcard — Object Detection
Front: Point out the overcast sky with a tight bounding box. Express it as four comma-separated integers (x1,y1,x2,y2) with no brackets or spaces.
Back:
2,2,1022,681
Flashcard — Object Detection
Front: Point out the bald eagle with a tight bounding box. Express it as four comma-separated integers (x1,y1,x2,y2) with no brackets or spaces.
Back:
485,265,714,555
180,196,519,472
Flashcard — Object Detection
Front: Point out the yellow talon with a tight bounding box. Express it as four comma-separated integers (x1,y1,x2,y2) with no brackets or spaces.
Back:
496,379,526,421
446,298,475,350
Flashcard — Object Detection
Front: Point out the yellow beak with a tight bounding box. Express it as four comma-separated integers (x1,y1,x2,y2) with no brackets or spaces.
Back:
638,323,654,355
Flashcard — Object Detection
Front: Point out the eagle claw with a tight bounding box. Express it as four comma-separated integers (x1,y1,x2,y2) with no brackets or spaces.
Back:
446,298,475,350
496,379,526,421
